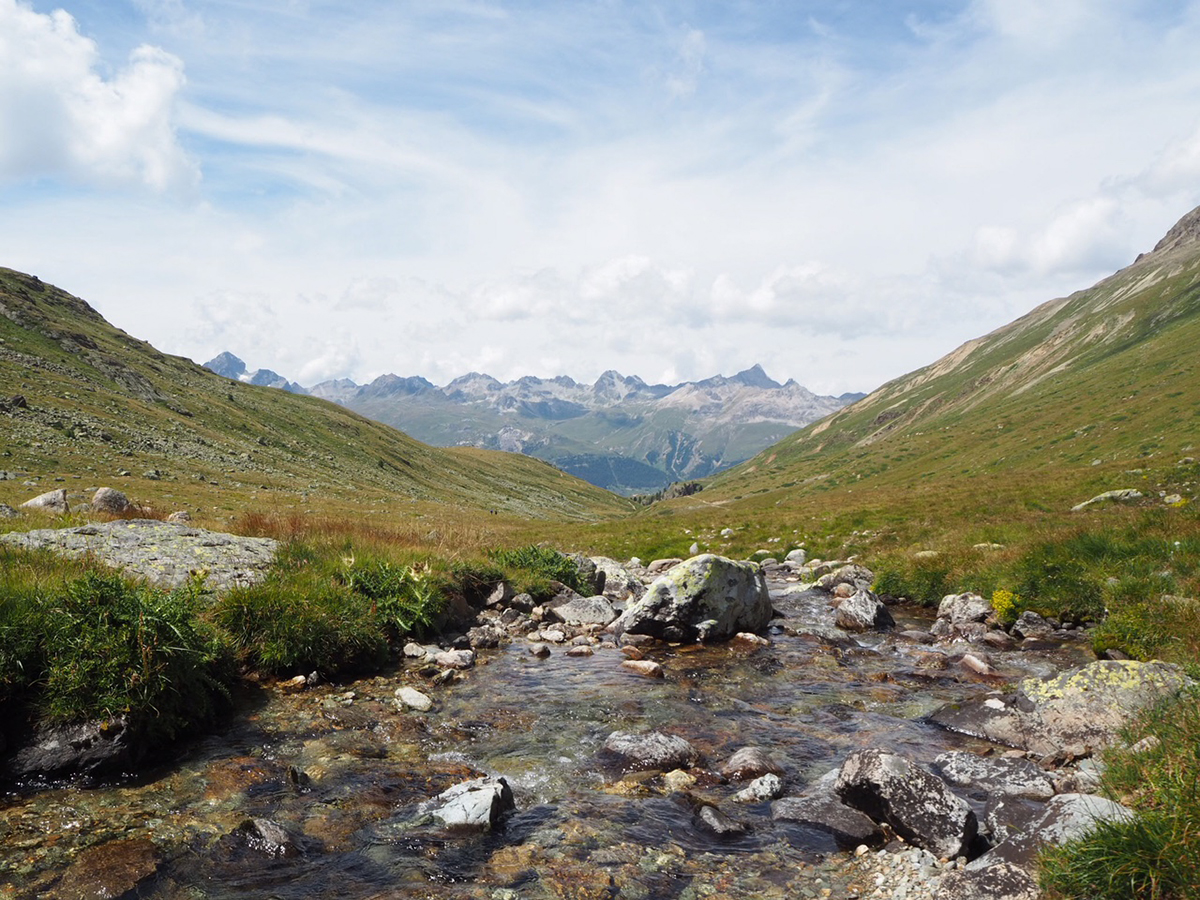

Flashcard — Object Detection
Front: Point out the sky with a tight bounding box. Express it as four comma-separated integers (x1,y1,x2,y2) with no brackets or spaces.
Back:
4,1,1200,395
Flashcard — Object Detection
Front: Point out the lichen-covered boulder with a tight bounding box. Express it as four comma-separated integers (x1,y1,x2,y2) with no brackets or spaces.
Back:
934,751,1054,801
931,660,1194,757
836,748,977,860
612,554,772,643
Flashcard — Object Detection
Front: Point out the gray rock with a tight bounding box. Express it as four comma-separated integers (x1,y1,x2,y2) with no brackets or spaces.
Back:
938,862,1039,900
235,818,302,857
612,554,772,643
695,804,748,836
394,686,434,712
431,777,515,830
815,564,875,593
91,486,132,514
601,731,699,772
785,548,808,565
549,595,617,627
3,716,136,778
647,558,683,574
1010,610,1054,641
971,793,1133,871
589,556,645,604
20,488,68,514
0,520,277,592
0,503,17,518
733,773,784,803
771,770,884,849
485,582,514,607
934,751,1054,800
570,552,606,595
937,592,993,625
931,660,1194,756
719,746,785,781
836,748,977,859
466,625,507,649
1071,488,1144,511
166,511,191,523
434,649,475,670
834,589,895,632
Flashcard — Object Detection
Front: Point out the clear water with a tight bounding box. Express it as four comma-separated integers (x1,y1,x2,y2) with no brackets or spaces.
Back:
0,583,1092,899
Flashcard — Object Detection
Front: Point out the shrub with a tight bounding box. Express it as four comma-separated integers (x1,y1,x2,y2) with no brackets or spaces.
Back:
338,557,446,638
0,565,233,744
487,545,583,599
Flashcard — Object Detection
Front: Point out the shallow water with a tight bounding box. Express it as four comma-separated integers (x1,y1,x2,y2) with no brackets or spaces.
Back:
0,583,1093,900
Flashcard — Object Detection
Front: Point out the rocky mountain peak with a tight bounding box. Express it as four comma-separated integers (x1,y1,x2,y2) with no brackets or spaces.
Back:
1148,204,1200,258
731,364,780,390
203,352,247,380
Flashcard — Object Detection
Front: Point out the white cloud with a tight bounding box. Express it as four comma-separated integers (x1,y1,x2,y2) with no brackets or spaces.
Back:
0,0,196,191
665,27,706,98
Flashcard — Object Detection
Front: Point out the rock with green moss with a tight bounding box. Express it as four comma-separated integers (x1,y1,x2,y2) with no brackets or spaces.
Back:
931,659,1194,756
612,554,772,643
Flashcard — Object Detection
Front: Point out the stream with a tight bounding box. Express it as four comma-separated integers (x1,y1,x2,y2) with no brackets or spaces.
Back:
0,573,1093,900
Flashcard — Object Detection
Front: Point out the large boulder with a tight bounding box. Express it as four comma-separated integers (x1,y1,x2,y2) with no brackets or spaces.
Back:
970,793,1133,872
835,748,977,860
612,554,772,643
20,488,68,514
590,556,645,604
3,716,138,779
934,751,1054,801
931,660,1194,757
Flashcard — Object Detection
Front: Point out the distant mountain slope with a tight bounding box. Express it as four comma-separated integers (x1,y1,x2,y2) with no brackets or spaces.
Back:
0,268,631,522
209,357,853,495
703,205,1200,506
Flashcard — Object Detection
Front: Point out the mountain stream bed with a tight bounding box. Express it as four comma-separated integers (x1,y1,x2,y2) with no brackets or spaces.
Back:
0,578,1094,900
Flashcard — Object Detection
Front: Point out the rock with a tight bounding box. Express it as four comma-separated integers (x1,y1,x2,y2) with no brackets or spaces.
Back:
959,652,995,676
549,595,617,627
540,628,567,643
19,488,68,514
3,716,137,779
720,528,735,538
466,625,507,649
0,503,17,518
570,552,606,595
51,836,161,900
934,751,1054,800
621,659,664,679
0,519,277,592
731,632,770,648
662,769,696,792
732,773,784,803
235,818,302,857
771,770,884,849
279,674,308,693
931,660,1195,756
434,649,476,670
430,777,515,831
719,746,784,781
972,793,1134,871
612,554,772,643
937,592,993,625
938,862,1039,900
688,542,699,555
835,748,977,859
647,558,683,574
590,556,645,603
601,731,699,772
834,589,895,632
785,547,808,565
529,643,551,659
1071,488,1144,511
1010,610,1054,641
403,642,430,659
815,563,875,593
91,486,132,514
485,582,514,607
566,645,594,658
166,510,191,523
394,686,434,711
695,804,748,836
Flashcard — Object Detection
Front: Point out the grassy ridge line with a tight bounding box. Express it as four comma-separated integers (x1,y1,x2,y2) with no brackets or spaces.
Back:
0,267,632,523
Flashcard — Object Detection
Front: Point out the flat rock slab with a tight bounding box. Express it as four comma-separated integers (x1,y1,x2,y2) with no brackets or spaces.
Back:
931,660,1194,756
0,519,279,592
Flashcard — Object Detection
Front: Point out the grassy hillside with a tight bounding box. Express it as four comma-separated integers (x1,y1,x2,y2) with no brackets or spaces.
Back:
0,267,632,531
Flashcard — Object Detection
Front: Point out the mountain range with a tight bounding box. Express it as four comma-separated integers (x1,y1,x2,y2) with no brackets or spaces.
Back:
201,355,862,495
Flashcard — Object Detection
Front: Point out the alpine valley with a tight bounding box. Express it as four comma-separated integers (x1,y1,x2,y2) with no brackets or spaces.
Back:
202,353,863,495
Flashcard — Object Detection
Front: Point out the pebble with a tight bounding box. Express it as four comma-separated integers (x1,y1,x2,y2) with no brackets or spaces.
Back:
838,845,964,900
